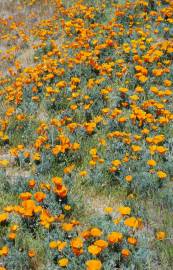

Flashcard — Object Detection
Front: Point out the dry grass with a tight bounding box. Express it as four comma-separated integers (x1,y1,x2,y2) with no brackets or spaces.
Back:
0,0,56,75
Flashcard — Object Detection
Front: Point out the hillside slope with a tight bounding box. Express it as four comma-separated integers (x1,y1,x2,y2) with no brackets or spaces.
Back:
0,1,173,269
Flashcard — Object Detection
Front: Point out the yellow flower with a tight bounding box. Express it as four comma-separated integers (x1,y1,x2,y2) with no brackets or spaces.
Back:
49,241,58,249
124,217,142,229
0,213,8,223
94,240,108,250
98,138,106,145
88,245,101,255
64,164,75,174
64,205,71,211
58,258,69,267
131,145,142,152
0,160,9,166
70,237,83,249
80,230,91,239
90,228,102,237
19,192,32,201
107,231,123,244
156,231,166,240
79,170,87,177
0,246,9,256
118,206,131,216
147,159,156,166
86,259,102,270
119,87,128,93
111,159,121,167
104,207,113,214
62,223,73,232
157,171,167,179
113,217,122,225
90,148,97,155
52,177,63,187
33,152,41,161
156,146,167,154
164,80,171,87
89,160,96,166
58,241,67,252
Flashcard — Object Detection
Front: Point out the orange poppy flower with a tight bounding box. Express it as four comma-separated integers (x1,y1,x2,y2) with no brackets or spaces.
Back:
107,231,123,244
121,248,130,257
86,259,102,270
28,250,36,257
58,258,69,267
34,192,46,202
90,228,102,237
156,231,166,240
88,245,101,255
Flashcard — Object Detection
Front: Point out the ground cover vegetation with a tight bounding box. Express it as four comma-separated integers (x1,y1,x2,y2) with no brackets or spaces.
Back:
0,0,173,269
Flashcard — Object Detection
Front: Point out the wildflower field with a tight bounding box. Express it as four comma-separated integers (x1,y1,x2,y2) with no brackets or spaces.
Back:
0,0,173,269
